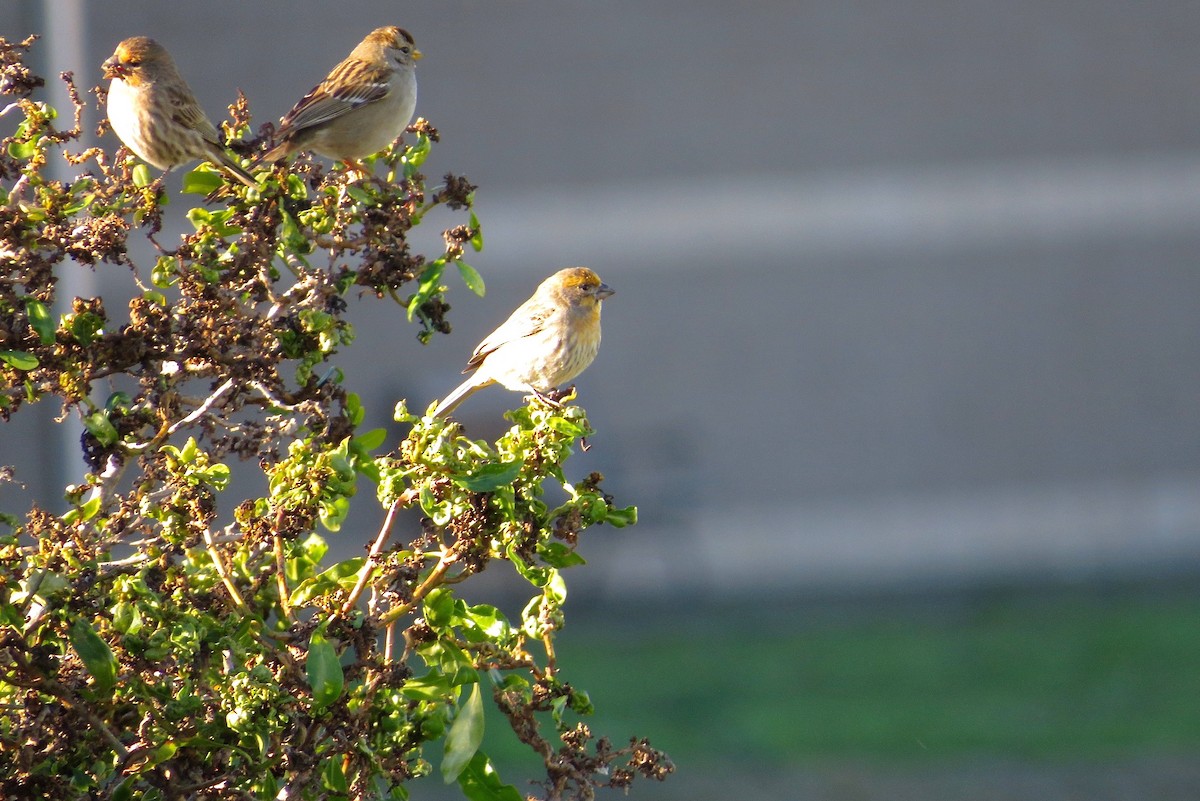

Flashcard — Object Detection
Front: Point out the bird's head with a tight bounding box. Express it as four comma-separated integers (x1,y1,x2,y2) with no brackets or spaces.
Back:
359,26,422,70
548,267,614,309
102,37,171,85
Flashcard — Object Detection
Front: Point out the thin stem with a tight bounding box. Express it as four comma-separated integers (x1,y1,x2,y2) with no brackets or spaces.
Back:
165,377,235,436
339,489,415,617
273,535,293,624
379,544,458,626
202,526,248,611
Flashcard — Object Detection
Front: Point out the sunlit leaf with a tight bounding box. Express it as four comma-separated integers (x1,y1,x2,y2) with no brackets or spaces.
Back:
181,168,224,195
456,261,485,296
23,297,54,344
82,411,118,447
452,460,521,492
456,751,524,801
306,630,344,710
69,618,116,693
322,756,349,794
0,350,38,370
353,427,386,451
132,163,152,187
442,680,484,784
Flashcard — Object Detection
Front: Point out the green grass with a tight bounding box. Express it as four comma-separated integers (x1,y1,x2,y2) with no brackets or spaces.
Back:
477,583,1200,772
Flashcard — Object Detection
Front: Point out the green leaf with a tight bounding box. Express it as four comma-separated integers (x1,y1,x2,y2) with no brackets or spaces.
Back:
132,163,153,187
538,542,586,569
82,411,119,447
105,392,132,413
463,604,511,641
442,681,484,784
111,777,135,801
24,298,54,344
546,416,588,437
0,350,38,370
353,427,386,451
306,630,344,710
345,185,372,205
69,311,104,345
322,756,349,794
186,207,242,237
605,505,638,528
468,211,484,253
456,262,486,296
289,556,365,605
406,260,446,322
61,495,94,525
452,460,521,493
403,134,432,178
151,256,177,288
319,495,350,532
69,618,117,693
7,135,37,160
181,168,225,195
400,672,454,701
456,752,524,801
424,586,458,628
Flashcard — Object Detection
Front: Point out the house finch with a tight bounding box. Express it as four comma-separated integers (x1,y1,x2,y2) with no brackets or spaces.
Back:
432,268,614,418
102,37,256,187
259,26,420,171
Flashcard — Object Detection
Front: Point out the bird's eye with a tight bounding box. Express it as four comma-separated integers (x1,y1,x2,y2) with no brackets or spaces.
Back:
125,58,141,66
399,47,410,55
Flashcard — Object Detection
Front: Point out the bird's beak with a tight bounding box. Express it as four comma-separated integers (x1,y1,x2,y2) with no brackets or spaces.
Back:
101,56,124,80
596,283,614,300
412,47,423,61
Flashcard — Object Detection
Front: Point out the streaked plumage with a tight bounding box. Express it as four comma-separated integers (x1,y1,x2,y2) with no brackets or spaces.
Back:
432,268,614,418
102,37,255,187
260,26,420,167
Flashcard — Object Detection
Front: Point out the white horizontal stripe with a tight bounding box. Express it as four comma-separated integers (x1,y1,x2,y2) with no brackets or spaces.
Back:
474,153,1200,269
592,472,1200,596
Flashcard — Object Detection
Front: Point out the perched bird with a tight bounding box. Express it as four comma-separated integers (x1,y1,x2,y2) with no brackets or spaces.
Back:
260,26,420,171
102,36,256,187
432,268,614,418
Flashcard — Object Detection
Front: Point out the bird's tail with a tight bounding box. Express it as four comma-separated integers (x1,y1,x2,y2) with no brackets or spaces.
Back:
253,141,291,168
216,152,257,187
431,376,489,418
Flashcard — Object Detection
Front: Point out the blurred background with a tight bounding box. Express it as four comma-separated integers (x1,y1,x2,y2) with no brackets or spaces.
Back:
7,1,1200,798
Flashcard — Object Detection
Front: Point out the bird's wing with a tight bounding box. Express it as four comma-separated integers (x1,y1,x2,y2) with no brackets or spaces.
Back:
277,60,392,135
464,300,552,372
168,85,221,142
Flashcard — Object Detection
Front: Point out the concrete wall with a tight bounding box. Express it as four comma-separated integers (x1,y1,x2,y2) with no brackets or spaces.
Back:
6,1,1200,594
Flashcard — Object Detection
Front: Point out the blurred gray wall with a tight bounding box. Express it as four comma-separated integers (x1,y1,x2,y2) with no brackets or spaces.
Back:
6,0,1200,595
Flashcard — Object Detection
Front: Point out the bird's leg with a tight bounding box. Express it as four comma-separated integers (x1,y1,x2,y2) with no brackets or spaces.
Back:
529,387,566,409
341,159,370,180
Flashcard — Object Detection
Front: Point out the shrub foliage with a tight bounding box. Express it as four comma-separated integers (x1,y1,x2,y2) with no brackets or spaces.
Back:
0,35,671,800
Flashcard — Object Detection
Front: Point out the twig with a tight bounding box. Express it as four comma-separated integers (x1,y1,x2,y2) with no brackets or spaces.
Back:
166,378,235,436
338,489,416,617
384,621,397,663
86,454,126,516
202,526,248,611
379,542,459,626
250,380,301,411
273,535,292,623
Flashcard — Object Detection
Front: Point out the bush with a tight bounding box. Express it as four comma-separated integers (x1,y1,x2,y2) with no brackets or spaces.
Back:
0,35,671,801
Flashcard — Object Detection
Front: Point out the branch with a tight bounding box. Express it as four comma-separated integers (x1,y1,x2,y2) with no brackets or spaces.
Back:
338,488,417,617
166,378,235,437
379,542,460,626
202,525,248,611
273,535,292,624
